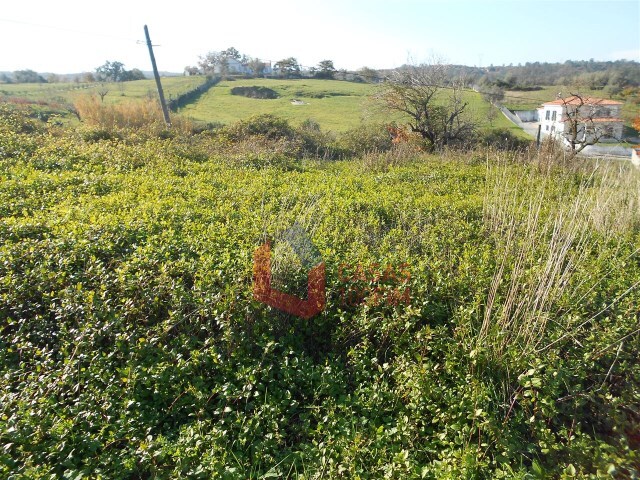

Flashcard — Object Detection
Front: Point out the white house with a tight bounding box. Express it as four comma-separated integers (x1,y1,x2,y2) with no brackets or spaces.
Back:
632,146,640,168
537,96,624,144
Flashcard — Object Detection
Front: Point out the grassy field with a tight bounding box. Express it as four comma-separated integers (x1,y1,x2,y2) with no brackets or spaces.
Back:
0,107,638,478
177,78,528,136
1,77,531,137
177,78,384,131
0,77,206,106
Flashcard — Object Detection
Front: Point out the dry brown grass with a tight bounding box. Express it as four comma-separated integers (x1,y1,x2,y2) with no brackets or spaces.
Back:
73,95,193,133
478,153,640,358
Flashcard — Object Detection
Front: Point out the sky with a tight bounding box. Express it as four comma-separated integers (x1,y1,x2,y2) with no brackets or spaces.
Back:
0,0,638,74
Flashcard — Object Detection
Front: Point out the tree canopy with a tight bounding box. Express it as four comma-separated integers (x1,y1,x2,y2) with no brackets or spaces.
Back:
274,58,301,78
314,60,337,79
95,61,145,82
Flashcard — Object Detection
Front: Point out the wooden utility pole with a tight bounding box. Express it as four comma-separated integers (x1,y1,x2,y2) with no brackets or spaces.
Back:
144,25,171,127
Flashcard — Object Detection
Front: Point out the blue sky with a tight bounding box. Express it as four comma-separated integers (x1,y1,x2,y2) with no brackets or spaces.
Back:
0,0,638,73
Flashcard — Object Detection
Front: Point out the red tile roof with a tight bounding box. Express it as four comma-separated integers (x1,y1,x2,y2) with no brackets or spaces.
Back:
560,116,623,123
588,117,623,123
542,96,623,106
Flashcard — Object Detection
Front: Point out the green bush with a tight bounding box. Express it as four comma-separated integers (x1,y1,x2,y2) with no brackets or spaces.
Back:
479,128,531,151
337,123,394,156
222,114,295,141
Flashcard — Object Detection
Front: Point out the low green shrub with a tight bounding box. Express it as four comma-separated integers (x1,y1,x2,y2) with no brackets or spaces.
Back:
337,123,394,156
0,107,638,478
479,128,532,151
222,114,295,141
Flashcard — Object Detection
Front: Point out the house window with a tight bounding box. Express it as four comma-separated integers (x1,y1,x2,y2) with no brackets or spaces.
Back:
545,110,550,120
551,111,557,121
545,125,549,131
551,126,555,134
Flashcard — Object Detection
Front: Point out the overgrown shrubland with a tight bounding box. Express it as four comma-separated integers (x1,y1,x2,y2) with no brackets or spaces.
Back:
0,106,638,478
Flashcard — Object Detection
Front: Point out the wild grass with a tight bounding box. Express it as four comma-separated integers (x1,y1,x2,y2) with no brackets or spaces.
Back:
478,150,640,359
73,95,193,134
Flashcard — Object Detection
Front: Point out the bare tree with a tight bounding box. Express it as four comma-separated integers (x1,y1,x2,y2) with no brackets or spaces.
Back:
97,84,109,103
486,103,498,126
559,93,611,155
247,58,267,78
198,51,229,77
376,61,475,152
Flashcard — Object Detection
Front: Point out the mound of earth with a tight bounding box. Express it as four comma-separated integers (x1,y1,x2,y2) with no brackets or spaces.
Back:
230,86,279,99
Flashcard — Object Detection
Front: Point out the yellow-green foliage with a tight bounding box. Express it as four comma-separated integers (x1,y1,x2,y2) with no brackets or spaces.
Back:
0,107,638,478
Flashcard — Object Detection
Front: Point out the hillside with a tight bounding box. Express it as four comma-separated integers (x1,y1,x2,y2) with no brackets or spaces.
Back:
0,107,638,478
175,78,383,131
179,78,525,135
0,77,208,126
3,77,532,137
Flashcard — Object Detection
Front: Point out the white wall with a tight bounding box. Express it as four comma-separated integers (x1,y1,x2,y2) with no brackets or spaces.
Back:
539,102,623,142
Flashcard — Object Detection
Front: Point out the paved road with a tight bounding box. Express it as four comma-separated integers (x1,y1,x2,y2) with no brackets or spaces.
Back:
499,106,539,139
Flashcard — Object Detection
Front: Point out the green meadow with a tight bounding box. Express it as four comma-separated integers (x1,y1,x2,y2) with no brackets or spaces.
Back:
0,77,205,106
177,78,384,131
177,78,527,136
1,76,530,137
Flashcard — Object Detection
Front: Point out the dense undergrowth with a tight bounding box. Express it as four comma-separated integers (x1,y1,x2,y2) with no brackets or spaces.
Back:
0,105,639,478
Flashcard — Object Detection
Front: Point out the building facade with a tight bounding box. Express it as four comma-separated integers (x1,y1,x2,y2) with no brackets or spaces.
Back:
537,96,624,143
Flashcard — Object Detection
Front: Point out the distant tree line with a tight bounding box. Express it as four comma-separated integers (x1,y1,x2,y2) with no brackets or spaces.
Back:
0,61,146,85
447,59,640,94
0,70,47,84
186,46,384,83
94,61,146,82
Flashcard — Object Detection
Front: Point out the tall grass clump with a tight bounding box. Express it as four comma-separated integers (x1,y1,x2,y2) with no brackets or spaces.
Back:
73,95,194,137
74,96,164,129
479,155,640,359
